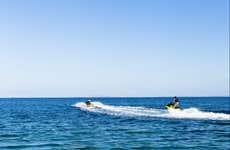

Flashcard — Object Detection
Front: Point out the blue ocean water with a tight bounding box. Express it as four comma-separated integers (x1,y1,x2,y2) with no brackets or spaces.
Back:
0,97,229,150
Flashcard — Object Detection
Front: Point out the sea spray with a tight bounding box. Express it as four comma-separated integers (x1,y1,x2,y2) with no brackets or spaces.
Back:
73,101,230,120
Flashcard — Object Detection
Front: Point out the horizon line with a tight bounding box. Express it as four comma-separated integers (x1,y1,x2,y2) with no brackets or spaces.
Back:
0,96,229,98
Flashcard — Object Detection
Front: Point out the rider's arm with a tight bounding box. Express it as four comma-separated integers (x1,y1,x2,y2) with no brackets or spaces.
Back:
174,102,179,107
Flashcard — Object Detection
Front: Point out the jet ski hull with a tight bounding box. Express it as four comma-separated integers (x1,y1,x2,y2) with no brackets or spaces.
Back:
85,102,92,107
165,105,181,110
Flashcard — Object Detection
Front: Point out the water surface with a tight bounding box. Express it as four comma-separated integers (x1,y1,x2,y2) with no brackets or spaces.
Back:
0,97,229,149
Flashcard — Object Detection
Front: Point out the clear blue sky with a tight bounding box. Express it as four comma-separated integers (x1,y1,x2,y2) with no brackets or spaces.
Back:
0,0,229,97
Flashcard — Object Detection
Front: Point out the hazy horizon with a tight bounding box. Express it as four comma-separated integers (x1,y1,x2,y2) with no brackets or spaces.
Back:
0,96,229,98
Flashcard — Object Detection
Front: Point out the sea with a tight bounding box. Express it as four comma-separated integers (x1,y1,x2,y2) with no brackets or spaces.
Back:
0,97,229,150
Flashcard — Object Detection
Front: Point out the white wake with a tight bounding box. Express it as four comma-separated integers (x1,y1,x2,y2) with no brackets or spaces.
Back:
73,101,230,120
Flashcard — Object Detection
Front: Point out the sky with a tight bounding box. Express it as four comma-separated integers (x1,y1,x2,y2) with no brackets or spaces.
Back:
0,0,229,97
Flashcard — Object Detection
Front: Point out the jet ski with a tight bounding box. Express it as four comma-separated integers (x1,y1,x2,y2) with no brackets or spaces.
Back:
165,103,181,110
85,100,92,107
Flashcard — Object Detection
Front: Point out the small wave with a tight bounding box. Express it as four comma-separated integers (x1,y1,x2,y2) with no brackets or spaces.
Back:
73,102,230,120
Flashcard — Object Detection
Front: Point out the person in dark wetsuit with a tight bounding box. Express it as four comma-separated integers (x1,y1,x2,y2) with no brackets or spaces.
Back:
85,100,92,106
166,96,180,108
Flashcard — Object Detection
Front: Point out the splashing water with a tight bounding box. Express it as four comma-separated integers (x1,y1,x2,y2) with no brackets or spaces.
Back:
73,101,230,120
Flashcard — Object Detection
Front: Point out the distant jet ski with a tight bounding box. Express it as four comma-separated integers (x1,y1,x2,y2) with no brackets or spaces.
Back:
85,100,92,107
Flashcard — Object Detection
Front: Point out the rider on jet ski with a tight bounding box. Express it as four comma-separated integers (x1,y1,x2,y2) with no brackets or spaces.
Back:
165,96,180,109
85,100,92,107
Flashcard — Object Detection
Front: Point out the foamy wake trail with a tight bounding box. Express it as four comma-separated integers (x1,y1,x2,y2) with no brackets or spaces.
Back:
73,102,230,120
